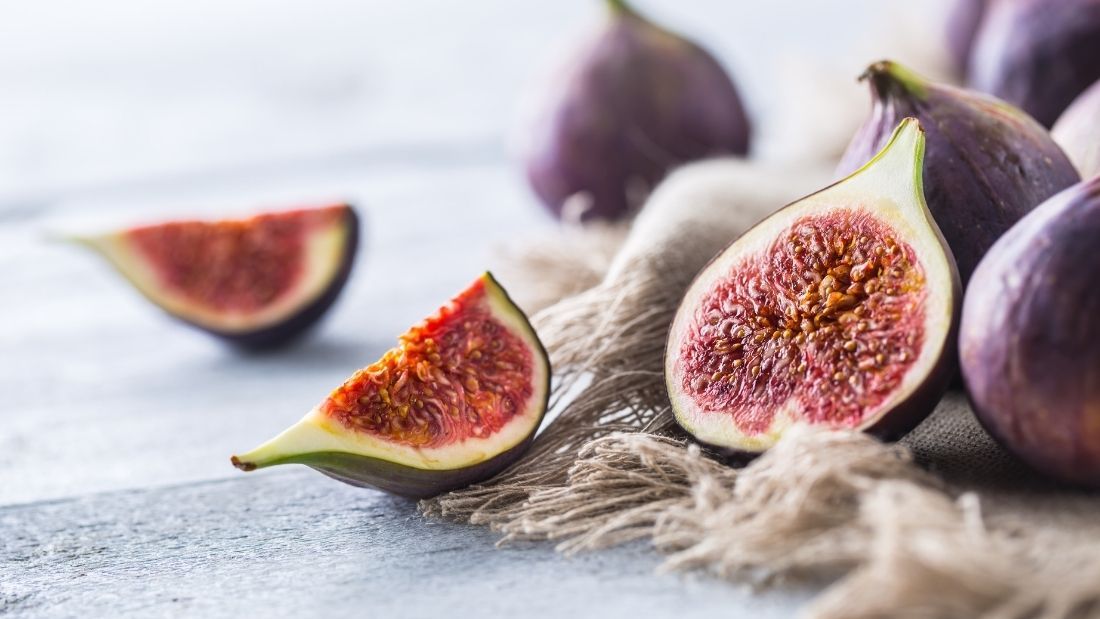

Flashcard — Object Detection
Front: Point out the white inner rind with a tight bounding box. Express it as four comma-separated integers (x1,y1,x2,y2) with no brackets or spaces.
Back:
81,218,350,333
665,120,957,452
235,274,550,471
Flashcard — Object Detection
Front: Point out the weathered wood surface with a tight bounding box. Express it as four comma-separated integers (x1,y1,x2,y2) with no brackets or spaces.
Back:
1,469,812,618
0,1,952,616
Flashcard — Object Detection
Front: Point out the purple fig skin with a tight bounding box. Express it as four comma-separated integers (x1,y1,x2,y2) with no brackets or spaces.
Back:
212,206,359,351
946,0,988,78
1052,79,1100,179
838,61,1080,285
284,433,538,500
523,0,750,222
967,0,1100,128
961,175,1100,488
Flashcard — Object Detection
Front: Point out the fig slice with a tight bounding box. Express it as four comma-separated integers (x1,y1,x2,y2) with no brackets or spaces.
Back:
231,273,550,499
72,203,359,348
665,119,960,454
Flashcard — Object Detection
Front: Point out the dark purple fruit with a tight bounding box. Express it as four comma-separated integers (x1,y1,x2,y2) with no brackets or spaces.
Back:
839,60,1080,285
232,273,550,499
666,119,959,454
74,204,359,349
946,0,988,78
961,175,1100,488
522,0,750,222
968,0,1100,127
1052,79,1100,178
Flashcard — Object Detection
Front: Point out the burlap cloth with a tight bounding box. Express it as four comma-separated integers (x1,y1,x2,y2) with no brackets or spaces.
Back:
422,155,1100,618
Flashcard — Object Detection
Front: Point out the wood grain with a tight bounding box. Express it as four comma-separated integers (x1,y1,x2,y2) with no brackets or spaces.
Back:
0,469,810,618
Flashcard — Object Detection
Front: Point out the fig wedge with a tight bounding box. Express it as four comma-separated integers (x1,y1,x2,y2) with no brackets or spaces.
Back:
71,203,359,349
232,273,550,499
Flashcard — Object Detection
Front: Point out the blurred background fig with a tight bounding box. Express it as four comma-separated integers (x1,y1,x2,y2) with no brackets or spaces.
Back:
1052,79,1100,178
521,0,751,223
70,204,359,349
945,0,988,78
961,175,1100,488
838,60,1080,285
967,0,1100,128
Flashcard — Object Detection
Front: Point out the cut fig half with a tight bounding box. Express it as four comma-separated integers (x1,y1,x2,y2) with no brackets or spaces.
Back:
231,272,550,499
71,203,359,348
665,119,960,454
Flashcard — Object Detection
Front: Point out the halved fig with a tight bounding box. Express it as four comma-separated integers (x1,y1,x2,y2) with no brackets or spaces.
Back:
665,119,960,454
231,273,550,499
72,204,358,349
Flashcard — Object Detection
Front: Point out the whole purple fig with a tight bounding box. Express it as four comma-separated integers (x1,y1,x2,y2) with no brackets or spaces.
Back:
945,0,988,78
522,0,751,222
968,0,1100,128
1052,79,1100,178
960,175,1100,487
838,60,1080,285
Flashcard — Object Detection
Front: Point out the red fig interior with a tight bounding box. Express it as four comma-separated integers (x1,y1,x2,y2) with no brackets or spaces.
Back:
666,119,959,452
231,272,550,481
79,204,357,335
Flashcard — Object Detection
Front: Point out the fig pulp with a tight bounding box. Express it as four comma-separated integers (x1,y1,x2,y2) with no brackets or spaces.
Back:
961,175,1100,488
74,204,359,349
231,273,550,499
968,0,1100,127
523,0,750,222
839,61,1080,285
1053,79,1100,179
666,119,959,454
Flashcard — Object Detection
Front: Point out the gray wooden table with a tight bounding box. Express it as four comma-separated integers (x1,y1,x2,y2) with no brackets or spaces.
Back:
0,1,950,616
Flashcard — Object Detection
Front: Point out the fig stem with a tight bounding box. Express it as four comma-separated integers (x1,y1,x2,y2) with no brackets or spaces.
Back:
230,456,256,472
41,229,96,247
605,0,638,17
230,412,342,472
861,60,929,100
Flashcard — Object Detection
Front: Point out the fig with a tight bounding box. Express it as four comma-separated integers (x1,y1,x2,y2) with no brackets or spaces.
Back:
72,204,359,349
231,272,550,499
839,60,1080,285
522,0,750,222
960,175,1100,487
967,0,1100,127
946,0,988,78
1052,79,1100,178
666,119,960,454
